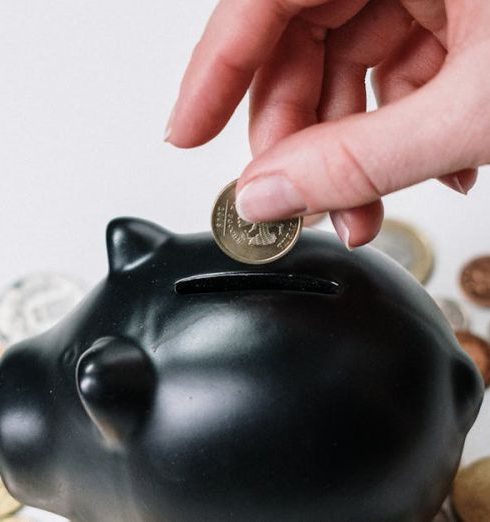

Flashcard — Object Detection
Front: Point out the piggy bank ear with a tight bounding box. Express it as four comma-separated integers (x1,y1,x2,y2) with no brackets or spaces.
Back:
106,217,172,273
76,337,156,448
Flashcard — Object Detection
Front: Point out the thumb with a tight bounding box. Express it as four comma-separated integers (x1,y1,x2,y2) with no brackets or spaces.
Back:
235,63,488,222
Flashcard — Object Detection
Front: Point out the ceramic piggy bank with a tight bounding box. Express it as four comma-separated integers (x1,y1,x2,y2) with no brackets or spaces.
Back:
0,218,483,522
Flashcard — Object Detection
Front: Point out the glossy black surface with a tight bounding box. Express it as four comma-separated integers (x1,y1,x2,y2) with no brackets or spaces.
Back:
0,218,483,522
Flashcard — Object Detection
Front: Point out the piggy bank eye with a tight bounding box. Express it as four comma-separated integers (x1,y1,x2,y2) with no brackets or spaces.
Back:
175,272,342,296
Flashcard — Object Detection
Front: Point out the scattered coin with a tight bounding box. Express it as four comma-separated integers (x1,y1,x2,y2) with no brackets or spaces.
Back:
432,497,457,522
433,510,451,522
0,273,86,346
452,457,490,522
0,478,22,518
455,331,490,386
434,297,469,332
460,256,490,308
370,219,434,284
211,179,303,265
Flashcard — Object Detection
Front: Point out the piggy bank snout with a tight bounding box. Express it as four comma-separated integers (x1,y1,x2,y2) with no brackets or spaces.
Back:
0,343,60,504
76,336,156,448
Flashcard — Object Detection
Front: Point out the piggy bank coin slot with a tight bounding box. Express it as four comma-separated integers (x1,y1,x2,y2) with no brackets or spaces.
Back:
175,272,342,296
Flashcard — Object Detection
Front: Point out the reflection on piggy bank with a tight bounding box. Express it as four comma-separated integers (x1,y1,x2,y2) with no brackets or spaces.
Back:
0,218,483,522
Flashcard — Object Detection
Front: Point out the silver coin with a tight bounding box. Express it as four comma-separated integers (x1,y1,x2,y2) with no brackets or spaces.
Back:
0,273,86,346
370,219,434,284
434,297,469,332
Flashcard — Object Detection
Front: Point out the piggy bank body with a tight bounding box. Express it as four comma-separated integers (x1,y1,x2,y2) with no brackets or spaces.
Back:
0,218,483,522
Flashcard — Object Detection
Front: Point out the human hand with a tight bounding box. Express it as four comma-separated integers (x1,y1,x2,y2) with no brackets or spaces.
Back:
166,0,490,247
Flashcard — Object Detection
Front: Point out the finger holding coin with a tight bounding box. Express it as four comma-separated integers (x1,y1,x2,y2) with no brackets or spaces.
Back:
212,180,303,264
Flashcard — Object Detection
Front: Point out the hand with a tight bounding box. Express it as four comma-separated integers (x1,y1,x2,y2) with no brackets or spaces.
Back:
166,0,490,248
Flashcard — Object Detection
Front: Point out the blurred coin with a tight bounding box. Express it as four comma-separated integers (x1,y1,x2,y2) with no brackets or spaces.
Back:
455,331,490,386
433,510,451,522
0,478,22,518
370,219,434,284
460,256,490,308
452,457,490,522
432,497,457,522
434,297,469,332
212,179,303,265
0,273,86,346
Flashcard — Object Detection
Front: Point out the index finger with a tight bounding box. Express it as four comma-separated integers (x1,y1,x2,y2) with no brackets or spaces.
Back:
166,0,327,148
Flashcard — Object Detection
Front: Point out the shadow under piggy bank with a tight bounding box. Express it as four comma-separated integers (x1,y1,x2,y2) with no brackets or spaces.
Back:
0,218,483,522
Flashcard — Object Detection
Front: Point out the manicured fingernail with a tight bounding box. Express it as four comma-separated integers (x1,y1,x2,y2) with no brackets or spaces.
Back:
441,174,467,195
164,105,175,143
235,173,307,223
331,212,352,251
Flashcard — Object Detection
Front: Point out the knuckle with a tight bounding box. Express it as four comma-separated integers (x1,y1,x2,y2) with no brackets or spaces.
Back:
325,138,383,206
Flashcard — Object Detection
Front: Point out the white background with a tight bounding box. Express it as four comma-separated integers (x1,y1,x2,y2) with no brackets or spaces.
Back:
0,1,489,520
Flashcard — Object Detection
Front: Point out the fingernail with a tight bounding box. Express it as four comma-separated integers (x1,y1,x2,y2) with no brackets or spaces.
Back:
164,105,175,143
461,171,478,193
330,212,352,251
235,173,307,223
441,174,467,195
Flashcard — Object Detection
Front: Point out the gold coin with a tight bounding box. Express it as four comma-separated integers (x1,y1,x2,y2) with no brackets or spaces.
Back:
452,457,490,522
0,478,22,518
211,179,303,265
460,256,490,308
370,219,434,284
455,331,490,386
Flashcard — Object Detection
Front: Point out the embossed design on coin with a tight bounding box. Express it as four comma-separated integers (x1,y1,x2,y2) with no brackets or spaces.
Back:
455,331,490,387
0,273,86,346
370,219,434,284
0,478,22,518
212,180,303,264
434,297,469,332
460,256,490,308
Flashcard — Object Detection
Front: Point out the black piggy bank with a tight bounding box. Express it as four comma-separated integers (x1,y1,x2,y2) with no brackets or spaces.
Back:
0,218,483,522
